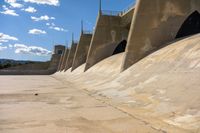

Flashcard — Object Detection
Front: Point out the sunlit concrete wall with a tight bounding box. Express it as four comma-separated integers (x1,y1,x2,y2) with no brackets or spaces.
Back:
85,9,134,71
57,50,65,71
72,33,92,71
65,42,78,71
59,48,69,71
122,0,200,71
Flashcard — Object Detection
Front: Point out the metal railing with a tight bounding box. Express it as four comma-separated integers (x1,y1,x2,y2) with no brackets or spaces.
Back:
83,30,93,34
120,2,135,16
101,10,122,16
101,2,135,17
73,41,79,44
101,3,135,16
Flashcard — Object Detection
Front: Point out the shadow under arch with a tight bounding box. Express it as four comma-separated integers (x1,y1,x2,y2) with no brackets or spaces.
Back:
112,40,127,55
176,11,200,39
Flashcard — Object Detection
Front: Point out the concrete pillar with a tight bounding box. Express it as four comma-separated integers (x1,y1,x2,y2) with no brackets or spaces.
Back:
57,51,65,71
48,45,65,73
60,48,69,71
122,0,200,71
71,33,92,71
85,13,132,71
64,42,78,71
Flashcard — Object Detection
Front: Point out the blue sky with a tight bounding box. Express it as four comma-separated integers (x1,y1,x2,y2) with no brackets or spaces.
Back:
0,0,134,61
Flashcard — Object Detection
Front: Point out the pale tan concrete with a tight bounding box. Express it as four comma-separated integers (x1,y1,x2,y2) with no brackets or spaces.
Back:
85,13,132,71
1,35,200,132
57,51,65,71
55,34,200,133
0,76,160,133
122,0,200,71
72,33,92,71
65,43,77,71
59,48,69,71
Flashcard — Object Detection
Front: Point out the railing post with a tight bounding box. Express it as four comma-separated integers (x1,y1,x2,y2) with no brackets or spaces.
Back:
99,0,102,16
81,20,83,35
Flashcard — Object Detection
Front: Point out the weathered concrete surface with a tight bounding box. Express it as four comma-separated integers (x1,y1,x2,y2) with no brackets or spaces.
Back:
65,43,77,71
57,52,65,71
54,45,66,72
1,35,200,132
55,34,200,133
85,14,130,71
0,76,160,133
122,0,200,71
120,7,134,28
71,33,92,71
59,48,69,71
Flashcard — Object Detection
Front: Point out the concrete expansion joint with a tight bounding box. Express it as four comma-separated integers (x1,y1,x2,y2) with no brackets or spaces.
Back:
82,88,168,133
51,76,162,132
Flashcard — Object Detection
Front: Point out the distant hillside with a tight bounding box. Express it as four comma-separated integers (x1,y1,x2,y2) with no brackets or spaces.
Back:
0,59,42,69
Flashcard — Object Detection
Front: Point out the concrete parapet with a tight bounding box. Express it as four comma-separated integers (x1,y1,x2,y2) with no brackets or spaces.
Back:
122,0,200,71
65,42,78,71
71,33,92,71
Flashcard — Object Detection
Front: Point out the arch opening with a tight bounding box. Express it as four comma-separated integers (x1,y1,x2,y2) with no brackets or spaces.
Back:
57,50,63,55
176,11,200,39
112,40,127,55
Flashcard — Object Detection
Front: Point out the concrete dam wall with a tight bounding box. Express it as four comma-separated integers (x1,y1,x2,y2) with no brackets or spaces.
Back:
1,0,200,132
2,0,199,75
122,0,200,70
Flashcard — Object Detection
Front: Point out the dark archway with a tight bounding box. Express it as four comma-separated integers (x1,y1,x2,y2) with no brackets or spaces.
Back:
112,40,127,55
176,11,200,39
57,50,63,55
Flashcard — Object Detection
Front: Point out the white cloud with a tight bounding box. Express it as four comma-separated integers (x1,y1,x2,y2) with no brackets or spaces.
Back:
31,15,55,21
4,0,24,8
23,0,59,6
0,44,8,51
14,43,52,56
49,26,68,32
0,33,18,43
48,23,68,32
22,6,37,13
0,45,7,51
1,5,19,16
8,44,13,48
29,29,47,34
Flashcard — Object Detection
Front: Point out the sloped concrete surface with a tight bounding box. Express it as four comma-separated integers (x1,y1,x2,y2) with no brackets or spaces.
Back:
1,34,200,133
0,76,160,133
54,34,200,132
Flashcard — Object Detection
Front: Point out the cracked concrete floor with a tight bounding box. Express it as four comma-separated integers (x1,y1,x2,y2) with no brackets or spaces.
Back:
0,76,161,133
